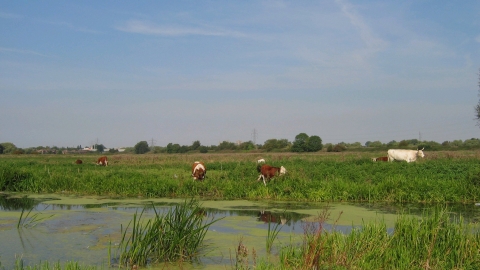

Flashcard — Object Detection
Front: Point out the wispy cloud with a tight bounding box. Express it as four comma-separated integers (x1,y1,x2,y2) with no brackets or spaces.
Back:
0,11,22,19
116,20,246,38
476,35,480,43
334,0,387,52
0,47,48,57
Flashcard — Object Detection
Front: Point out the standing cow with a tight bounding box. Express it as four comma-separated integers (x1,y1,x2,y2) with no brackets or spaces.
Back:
96,156,108,166
387,148,425,163
192,161,206,180
257,164,287,186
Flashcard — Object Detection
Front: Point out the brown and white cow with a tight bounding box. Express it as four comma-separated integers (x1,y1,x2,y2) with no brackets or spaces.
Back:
75,159,83,164
96,156,108,166
372,156,389,162
192,161,206,180
257,164,287,186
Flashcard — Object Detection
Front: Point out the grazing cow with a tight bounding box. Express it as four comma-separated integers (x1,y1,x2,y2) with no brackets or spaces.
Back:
191,161,206,180
387,148,425,163
96,156,108,166
372,156,389,162
75,159,83,164
257,164,287,186
257,158,266,163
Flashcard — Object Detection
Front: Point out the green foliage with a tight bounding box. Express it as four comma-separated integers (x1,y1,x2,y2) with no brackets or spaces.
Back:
332,144,346,152
292,133,322,152
2,153,480,203
306,135,322,152
134,141,149,154
0,142,17,154
191,140,201,150
272,207,480,269
95,144,105,153
117,199,221,266
217,141,237,150
0,144,3,154
263,139,290,152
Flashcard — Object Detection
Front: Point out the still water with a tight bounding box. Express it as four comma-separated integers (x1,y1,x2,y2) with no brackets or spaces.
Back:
0,193,479,269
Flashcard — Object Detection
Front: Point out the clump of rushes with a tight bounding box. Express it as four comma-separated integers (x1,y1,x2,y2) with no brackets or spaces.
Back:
117,199,221,267
275,207,480,269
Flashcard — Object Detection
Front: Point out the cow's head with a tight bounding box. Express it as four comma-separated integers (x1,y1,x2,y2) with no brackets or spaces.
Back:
279,166,287,175
417,148,425,158
192,168,206,180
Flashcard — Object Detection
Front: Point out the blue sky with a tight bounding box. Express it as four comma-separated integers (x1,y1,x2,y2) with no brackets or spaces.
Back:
1,1,479,149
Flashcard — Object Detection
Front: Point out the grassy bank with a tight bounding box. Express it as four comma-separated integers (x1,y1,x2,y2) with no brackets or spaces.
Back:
1,152,480,203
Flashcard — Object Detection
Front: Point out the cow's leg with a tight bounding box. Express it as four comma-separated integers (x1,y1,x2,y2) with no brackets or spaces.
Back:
257,174,263,182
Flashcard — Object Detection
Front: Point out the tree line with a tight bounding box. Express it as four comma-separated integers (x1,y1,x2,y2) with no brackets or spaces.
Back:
2,135,480,155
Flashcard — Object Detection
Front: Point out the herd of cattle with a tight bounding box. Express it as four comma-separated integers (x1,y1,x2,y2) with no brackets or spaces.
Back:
73,148,425,186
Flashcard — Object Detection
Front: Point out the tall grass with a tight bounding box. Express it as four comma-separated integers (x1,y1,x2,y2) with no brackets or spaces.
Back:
2,152,480,203
265,207,480,269
116,199,221,267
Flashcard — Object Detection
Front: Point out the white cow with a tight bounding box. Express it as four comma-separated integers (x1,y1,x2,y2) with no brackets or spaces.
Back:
387,148,425,163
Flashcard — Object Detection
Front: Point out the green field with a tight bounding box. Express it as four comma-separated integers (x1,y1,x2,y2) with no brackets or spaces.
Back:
1,151,480,203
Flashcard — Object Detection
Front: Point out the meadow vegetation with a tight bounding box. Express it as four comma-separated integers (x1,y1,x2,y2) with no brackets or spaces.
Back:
1,151,480,203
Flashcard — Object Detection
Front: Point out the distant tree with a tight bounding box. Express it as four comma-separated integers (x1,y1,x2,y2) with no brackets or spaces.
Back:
134,141,149,154
368,141,384,148
306,135,323,152
95,144,105,153
398,140,409,147
291,133,309,152
263,139,280,152
387,140,398,148
199,146,208,153
238,141,255,150
108,148,119,153
0,144,3,154
0,142,17,154
464,138,480,148
292,133,322,152
217,141,236,150
332,144,347,152
191,140,201,151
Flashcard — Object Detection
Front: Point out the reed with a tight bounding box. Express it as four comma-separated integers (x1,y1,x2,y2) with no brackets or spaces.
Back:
265,214,283,254
17,206,54,228
264,207,480,269
116,199,221,267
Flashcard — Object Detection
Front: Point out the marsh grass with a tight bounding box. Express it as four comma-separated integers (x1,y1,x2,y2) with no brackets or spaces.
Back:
2,152,480,203
266,207,480,269
5,256,102,270
116,199,221,267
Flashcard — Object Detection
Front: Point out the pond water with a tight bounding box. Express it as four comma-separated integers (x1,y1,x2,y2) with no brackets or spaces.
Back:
0,193,479,269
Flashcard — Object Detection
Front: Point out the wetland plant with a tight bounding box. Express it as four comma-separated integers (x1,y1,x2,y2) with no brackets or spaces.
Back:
273,207,480,269
265,214,283,254
117,199,221,267
17,206,54,228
